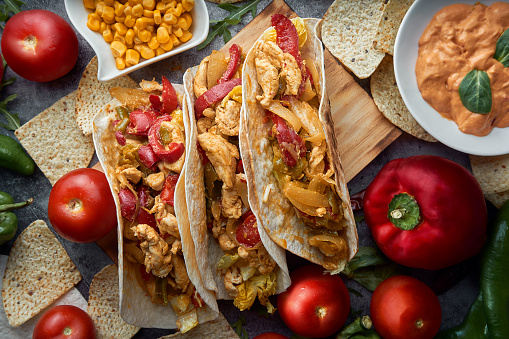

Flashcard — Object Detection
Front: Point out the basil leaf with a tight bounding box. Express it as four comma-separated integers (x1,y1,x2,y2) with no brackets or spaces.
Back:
494,28,509,67
458,69,492,114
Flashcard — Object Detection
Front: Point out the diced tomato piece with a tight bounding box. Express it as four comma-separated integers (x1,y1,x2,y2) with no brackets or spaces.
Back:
118,188,136,221
150,94,163,113
194,78,242,120
148,115,185,164
236,159,244,173
160,173,179,207
115,130,126,146
161,76,178,114
126,110,157,136
236,211,261,248
218,44,242,84
138,145,160,171
137,185,157,228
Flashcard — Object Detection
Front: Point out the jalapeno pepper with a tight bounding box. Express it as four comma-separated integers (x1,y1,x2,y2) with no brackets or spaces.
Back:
0,191,33,245
336,316,382,339
0,134,35,175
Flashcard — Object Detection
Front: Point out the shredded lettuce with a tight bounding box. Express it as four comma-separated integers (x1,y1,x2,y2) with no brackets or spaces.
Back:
217,253,240,269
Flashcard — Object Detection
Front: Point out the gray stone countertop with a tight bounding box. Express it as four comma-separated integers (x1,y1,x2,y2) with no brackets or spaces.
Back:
0,0,484,338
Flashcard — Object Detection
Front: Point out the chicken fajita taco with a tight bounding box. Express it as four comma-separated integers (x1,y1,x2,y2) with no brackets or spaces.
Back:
241,15,358,273
93,77,217,332
183,45,291,313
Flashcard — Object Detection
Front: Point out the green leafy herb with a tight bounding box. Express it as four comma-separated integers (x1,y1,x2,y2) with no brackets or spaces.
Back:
458,69,492,114
494,28,509,67
197,0,261,50
230,316,248,339
0,0,25,28
347,287,363,298
342,247,406,291
0,74,19,131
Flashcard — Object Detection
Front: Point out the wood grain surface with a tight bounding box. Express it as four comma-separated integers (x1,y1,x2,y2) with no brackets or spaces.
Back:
93,0,401,261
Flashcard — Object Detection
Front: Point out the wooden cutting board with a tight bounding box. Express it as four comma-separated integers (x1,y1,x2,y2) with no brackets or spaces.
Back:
93,0,401,262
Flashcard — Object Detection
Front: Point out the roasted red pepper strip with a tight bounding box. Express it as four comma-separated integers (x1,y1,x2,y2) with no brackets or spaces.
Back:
150,94,163,113
118,188,136,221
137,185,157,228
161,76,178,114
197,142,210,165
148,115,185,164
236,210,261,248
236,159,244,173
218,44,242,84
194,77,242,120
126,110,157,136
115,130,126,146
266,111,306,167
350,189,365,211
138,145,160,171
160,172,179,206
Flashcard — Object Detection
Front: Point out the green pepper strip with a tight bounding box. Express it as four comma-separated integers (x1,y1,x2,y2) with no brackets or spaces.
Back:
0,198,33,212
336,316,381,339
115,118,130,133
116,106,129,120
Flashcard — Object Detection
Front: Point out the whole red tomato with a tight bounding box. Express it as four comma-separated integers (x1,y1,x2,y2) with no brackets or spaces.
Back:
48,168,116,243
33,305,96,339
364,155,487,270
253,333,289,339
277,264,350,338
370,275,441,339
0,51,3,81
1,10,78,82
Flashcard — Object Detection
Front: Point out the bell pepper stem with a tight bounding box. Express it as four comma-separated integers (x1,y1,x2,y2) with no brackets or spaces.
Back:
0,198,33,212
387,193,421,231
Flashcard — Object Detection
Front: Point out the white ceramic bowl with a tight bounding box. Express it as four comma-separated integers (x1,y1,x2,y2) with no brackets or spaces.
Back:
394,0,509,156
65,0,209,81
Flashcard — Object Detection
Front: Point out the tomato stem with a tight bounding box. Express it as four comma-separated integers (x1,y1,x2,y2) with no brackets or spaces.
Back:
68,198,83,213
23,35,38,52
315,305,327,318
415,319,424,329
63,326,72,335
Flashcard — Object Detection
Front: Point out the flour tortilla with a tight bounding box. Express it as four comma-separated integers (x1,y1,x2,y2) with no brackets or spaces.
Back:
485,190,509,208
373,0,415,55
183,72,291,299
2,220,82,327
470,154,509,195
76,56,138,136
321,0,386,79
87,264,140,339
15,91,95,185
242,19,358,274
159,313,239,338
371,55,436,142
92,84,218,329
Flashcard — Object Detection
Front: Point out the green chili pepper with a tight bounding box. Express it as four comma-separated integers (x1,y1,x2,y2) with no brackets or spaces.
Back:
337,316,382,339
0,135,35,175
159,126,172,146
116,106,129,120
0,192,33,245
480,199,509,339
115,118,130,133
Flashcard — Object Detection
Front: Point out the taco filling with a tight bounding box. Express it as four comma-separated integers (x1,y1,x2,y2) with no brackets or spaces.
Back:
254,15,348,270
193,45,278,313
112,77,204,333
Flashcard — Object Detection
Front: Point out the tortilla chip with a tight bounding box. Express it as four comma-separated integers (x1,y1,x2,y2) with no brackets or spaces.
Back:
470,154,509,194
373,0,415,55
158,313,239,339
14,91,95,185
371,55,436,142
321,0,386,79
75,56,137,136
87,264,140,339
2,220,82,327
485,190,509,208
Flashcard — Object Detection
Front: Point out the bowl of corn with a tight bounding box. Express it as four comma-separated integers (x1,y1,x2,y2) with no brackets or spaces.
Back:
65,0,209,81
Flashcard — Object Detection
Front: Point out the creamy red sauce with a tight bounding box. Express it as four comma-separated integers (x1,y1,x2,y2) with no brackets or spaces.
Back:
416,2,509,136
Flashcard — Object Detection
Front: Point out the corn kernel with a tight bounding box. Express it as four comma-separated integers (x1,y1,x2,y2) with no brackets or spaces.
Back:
138,29,152,42
156,2,165,11
116,56,126,70
155,46,165,56
175,17,187,30
182,0,194,12
115,14,125,23
169,3,182,17
103,17,116,24
170,33,179,46
146,25,155,33
135,17,148,29
160,39,173,51
124,15,135,27
172,27,183,38
95,1,106,16
112,22,128,35
87,13,101,31
133,43,143,53
179,29,192,43
126,49,140,65
140,44,155,59
114,1,125,15
125,28,135,44
111,41,127,58
103,29,114,42
99,21,108,33
163,12,177,25
148,36,160,49
84,0,96,9
182,13,192,29
156,26,170,43
153,9,161,24
114,32,127,44
142,0,155,10
124,5,132,16
132,3,143,17
143,9,154,18
102,6,115,21
134,35,143,44
104,0,114,6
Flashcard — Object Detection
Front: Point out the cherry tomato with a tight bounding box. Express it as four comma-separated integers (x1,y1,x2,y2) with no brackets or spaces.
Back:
48,168,116,243
1,10,78,82
236,211,261,248
32,305,96,339
370,275,441,339
277,264,350,338
253,333,289,339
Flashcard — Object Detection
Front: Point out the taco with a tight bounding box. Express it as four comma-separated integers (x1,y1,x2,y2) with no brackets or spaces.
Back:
241,15,358,273
183,45,291,313
92,77,217,332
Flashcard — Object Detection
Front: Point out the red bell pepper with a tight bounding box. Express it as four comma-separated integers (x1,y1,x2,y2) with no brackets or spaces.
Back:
115,130,126,146
160,172,179,207
197,142,210,165
118,188,136,221
363,155,487,270
126,110,157,136
138,145,160,171
148,115,185,164
150,94,163,113
266,111,306,167
137,185,156,228
236,159,244,173
194,77,242,120
218,44,242,84
161,76,178,114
